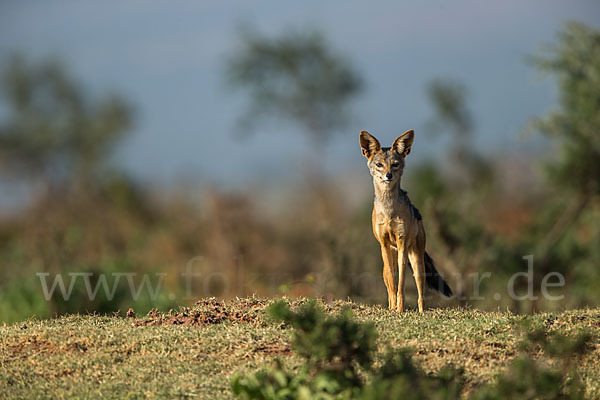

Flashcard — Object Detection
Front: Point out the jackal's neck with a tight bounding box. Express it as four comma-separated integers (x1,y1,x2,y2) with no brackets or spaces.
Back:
373,179,402,208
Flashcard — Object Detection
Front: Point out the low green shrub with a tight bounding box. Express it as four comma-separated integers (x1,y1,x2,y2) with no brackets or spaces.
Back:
232,301,591,399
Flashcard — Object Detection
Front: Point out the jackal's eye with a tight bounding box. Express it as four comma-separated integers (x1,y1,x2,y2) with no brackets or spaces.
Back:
375,162,383,168
392,162,400,168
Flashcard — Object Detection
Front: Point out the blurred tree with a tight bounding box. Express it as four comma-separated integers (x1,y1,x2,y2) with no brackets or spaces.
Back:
0,55,132,190
425,78,492,186
226,28,363,142
427,79,473,139
529,22,600,258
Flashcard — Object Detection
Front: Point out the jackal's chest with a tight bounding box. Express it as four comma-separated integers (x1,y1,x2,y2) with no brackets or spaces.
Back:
372,196,412,241
373,213,406,240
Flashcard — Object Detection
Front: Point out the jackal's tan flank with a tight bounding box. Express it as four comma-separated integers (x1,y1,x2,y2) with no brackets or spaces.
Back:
360,129,452,312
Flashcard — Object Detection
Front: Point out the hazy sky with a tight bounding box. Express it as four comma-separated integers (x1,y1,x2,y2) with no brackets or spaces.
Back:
1,1,599,187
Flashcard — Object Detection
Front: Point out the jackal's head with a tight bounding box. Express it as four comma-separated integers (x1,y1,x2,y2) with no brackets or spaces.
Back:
359,129,414,186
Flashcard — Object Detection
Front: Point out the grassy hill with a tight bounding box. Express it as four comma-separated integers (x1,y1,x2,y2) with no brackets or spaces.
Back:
1,298,599,399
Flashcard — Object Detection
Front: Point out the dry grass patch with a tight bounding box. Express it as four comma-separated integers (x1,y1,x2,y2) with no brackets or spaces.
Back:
1,299,599,399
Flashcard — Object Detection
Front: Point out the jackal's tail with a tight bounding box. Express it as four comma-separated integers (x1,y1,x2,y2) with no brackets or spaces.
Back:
424,251,452,297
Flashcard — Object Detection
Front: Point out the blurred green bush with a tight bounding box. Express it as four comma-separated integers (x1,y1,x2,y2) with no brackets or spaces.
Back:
232,301,589,399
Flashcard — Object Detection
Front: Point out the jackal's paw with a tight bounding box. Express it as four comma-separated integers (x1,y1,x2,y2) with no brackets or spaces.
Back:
387,295,397,310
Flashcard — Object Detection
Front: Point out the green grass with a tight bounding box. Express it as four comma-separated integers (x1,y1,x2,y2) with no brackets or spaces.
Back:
1,298,599,399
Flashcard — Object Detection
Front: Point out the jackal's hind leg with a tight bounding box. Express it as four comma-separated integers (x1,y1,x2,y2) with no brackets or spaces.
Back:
408,250,426,313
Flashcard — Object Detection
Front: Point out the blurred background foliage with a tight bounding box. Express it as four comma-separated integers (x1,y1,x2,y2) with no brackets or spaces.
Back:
0,21,599,323
226,27,363,141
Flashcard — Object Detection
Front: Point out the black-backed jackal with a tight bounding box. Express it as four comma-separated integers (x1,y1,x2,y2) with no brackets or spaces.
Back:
359,129,452,312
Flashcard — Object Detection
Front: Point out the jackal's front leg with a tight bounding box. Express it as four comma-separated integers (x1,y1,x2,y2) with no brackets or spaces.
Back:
380,243,397,309
396,240,408,312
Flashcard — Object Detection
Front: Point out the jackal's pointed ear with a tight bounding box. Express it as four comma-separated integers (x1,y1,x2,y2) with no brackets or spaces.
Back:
392,129,414,158
359,130,381,159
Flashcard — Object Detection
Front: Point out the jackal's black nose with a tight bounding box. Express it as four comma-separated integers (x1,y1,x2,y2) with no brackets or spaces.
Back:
385,172,393,180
